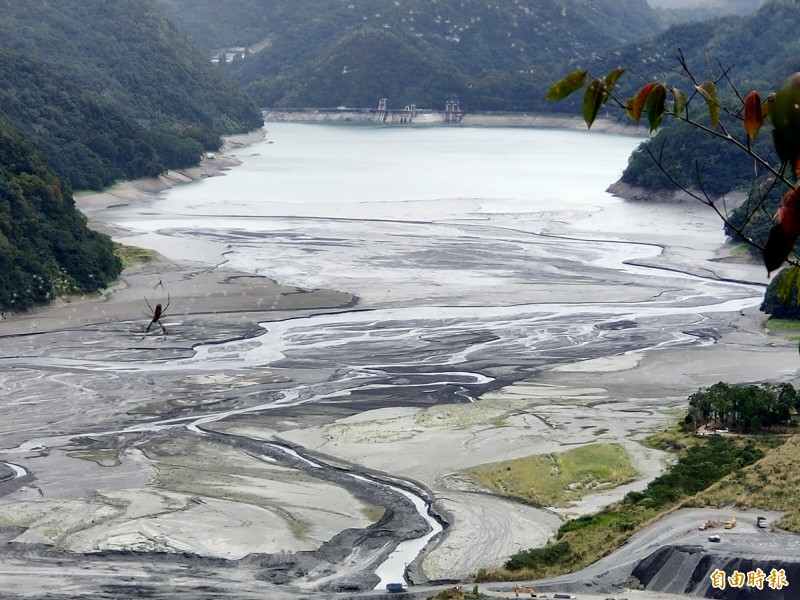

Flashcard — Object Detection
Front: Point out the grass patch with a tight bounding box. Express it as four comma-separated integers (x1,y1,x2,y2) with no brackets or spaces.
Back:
764,318,800,333
467,443,638,507
476,434,769,582
114,243,159,269
727,242,753,258
415,401,511,429
67,448,121,467
645,426,694,452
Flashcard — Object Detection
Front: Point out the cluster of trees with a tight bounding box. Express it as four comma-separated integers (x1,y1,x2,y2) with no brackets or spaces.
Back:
0,121,120,312
724,180,786,257
685,382,799,433
0,0,262,191
247,29,468,111
761,267,800,319
619,119,776,197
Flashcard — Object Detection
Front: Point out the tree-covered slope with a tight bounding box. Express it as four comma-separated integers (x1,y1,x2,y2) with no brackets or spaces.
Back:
0,119,120,312
249,29,470,110
158,0,663,110
0,0,263,190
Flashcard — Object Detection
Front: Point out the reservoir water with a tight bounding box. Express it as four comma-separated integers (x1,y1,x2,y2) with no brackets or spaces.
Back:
108,122,762,305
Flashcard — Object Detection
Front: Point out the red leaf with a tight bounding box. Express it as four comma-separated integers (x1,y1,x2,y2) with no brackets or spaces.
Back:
764,224,797,275
744,91,763,140
778,187,800,235
630,82,658,125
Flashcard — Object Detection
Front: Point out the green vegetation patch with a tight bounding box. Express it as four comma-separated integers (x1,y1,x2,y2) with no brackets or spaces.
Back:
114,244,159,269
416,400,514,430
477,434,767,582
646,427,693,452
67,448,121,467
764,318,800,333
467,443,638,507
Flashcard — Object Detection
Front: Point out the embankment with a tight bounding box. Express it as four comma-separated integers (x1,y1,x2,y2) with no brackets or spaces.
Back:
263,108,644,135
264,108,460,125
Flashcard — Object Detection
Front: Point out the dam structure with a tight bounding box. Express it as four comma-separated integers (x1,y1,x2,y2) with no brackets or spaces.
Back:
265,99,464,125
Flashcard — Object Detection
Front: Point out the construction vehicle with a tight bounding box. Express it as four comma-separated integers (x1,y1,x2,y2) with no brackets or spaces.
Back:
724,518,737,529
705,519,719,529
514,584,542,597
385,582,406,593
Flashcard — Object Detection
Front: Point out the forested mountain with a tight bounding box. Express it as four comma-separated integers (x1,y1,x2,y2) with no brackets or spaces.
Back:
158,0,663,111
0,0,266,312
0,0,263,190
0,119,120,312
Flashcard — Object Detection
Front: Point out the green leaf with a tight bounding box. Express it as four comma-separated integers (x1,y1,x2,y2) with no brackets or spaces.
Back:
772,73,800,174
624,97,635,121
603,67,626,96
672,87,687,117
696,81,719,128
777,266,800,305
645,83,667,132
763,92,776,124
546,70,588,101
582,79,606,129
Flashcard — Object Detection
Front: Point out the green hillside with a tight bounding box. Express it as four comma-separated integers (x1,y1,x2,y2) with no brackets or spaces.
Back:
0,0,268,312
0,0,263,191
158,0,663,110
0,120,120,313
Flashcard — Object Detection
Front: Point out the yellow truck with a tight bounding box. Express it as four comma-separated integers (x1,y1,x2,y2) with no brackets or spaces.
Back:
724,518,737,529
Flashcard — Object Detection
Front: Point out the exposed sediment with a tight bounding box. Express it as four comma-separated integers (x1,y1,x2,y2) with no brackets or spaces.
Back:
633,545,799,599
